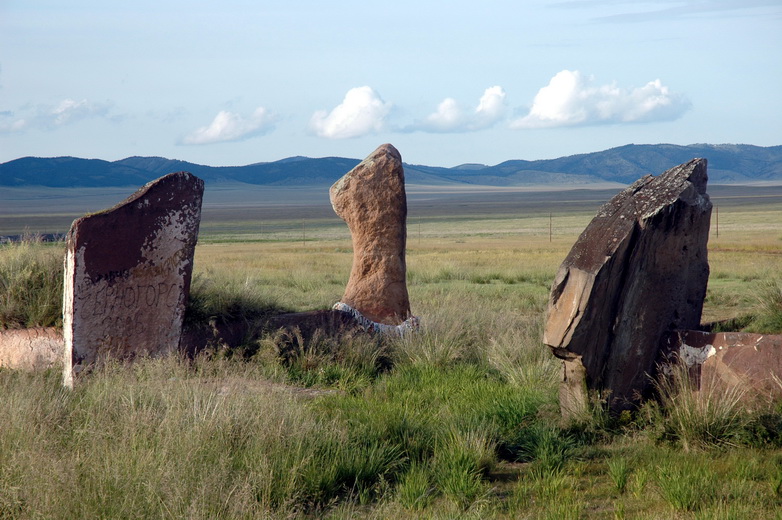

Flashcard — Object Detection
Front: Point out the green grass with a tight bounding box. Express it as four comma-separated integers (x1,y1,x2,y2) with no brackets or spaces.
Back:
0,358,403,518
607,456,630,494
185,271,293,325
652,362,750,451
745,279,782,334
0,236,64,329
4,335,780,518
655,459,717,512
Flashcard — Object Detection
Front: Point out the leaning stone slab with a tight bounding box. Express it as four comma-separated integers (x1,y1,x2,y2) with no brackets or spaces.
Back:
63,172,204,387
0,327,63,371
544,159,712,414
330,144,416,332
179,309,368,356
663,330,782,404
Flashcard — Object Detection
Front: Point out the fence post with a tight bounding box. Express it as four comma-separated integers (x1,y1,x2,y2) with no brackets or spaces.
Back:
715,206,719,238
549,212,552,242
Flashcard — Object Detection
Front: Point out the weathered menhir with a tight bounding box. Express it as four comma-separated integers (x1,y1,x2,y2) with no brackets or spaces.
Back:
544,158,712,415
63,172,204,388
330,143,418,335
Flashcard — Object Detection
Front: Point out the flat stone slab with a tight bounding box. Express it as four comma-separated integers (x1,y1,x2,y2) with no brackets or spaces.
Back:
179,309,364,355
544,159,712,413
63,172,204,386
0,327,63,371
664,330,782,403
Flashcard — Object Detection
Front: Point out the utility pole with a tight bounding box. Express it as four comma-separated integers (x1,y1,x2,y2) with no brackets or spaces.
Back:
715,206,719,238
549,212,552,242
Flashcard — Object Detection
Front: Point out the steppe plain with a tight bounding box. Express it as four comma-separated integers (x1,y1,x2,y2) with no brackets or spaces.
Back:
1,181,782,519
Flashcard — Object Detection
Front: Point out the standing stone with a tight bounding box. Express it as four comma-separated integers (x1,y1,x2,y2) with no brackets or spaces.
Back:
330,144,412,327
63,172,204,387
544,159,712,414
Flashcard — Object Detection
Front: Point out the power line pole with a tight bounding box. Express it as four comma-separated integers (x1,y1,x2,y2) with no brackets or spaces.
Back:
549,212,552,242
715,206,719,238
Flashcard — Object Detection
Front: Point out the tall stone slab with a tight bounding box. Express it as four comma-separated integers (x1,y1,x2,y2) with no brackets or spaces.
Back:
329,144,412,327
544,159,712,414
63,172,204,387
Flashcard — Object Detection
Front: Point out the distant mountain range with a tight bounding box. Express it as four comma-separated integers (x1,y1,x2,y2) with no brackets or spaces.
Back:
2,144,781,188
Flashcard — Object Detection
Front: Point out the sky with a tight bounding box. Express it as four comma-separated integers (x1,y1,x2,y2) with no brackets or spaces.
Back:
1,0,781,167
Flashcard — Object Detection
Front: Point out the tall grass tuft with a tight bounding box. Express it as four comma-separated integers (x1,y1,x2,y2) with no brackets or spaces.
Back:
483,316,559,393
747,278,782,333
0,236,64,328
509,423,579,474
390,316,483,368
259,327,386,393
434,442,488,510
607,456,631,494
774,463,782,498
396,463,435,510
185,272,290,325
654,362,749,451
655,460,716,512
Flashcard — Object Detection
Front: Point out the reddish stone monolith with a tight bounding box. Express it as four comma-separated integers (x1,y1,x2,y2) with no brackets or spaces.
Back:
663,330,782,404
544,159,712,414
330,144,412,327
63,172,204,387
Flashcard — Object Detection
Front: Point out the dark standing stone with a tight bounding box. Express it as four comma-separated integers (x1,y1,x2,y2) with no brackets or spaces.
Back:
544,159,712,414
63,172,204,387
329,144,412,327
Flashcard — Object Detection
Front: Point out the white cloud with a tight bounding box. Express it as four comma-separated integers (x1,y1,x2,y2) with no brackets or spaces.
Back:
50,99,109,126
475,86,507,125
309,86,391,139
422,98,464,132
0,98,113,134
411,86,507,133
552,0,780,23
511,70,690,129
182,107,276,145
593,0,780,23
0,112,27,133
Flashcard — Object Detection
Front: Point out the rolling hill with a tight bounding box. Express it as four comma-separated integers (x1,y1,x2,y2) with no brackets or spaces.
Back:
2,143,781,188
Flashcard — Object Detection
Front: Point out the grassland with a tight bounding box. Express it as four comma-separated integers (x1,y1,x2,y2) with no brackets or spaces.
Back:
1,182,782,519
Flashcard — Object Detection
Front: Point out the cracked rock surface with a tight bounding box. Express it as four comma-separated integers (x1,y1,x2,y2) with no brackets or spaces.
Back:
544,158,712,414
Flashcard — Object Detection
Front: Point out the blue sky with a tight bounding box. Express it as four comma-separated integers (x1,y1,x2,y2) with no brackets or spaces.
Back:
1,0,781,167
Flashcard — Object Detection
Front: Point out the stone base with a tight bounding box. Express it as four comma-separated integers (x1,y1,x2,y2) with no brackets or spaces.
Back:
559,358,589,421
332,302,419,336
0,327,63,371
